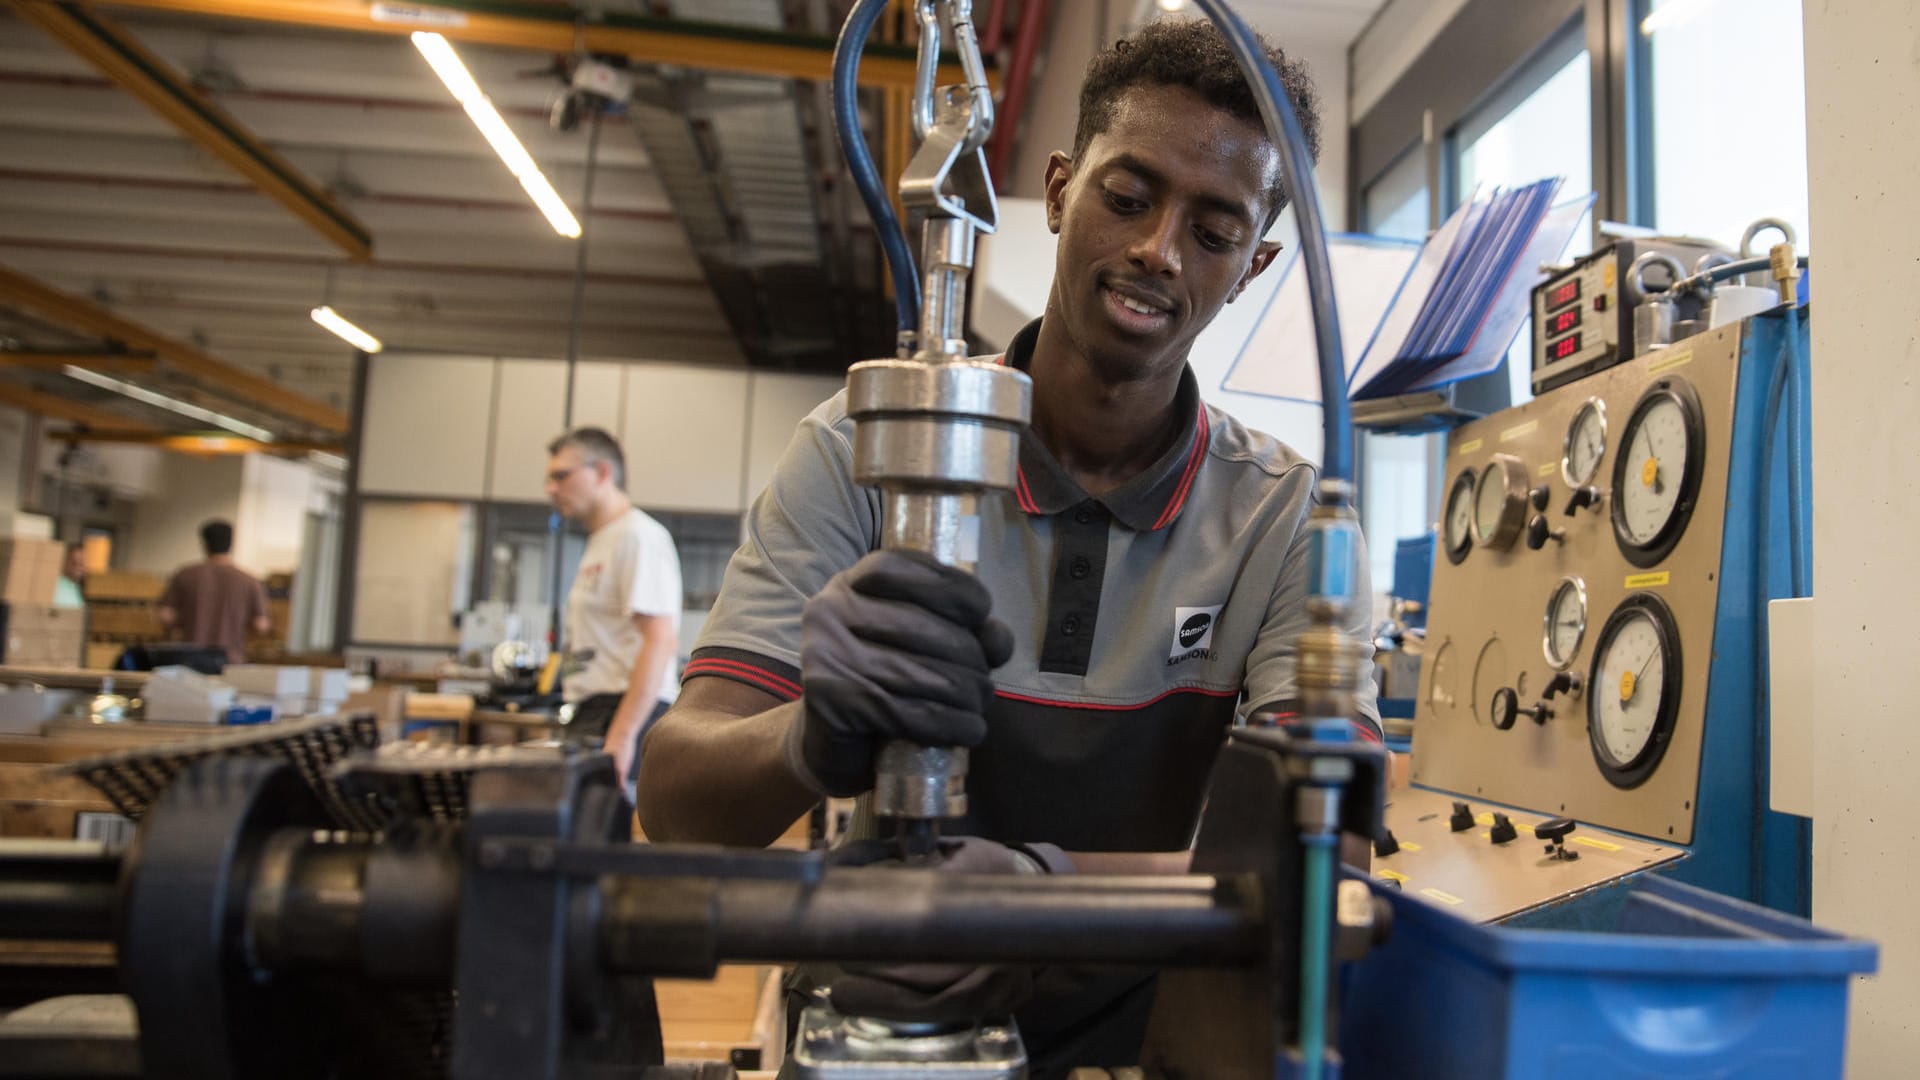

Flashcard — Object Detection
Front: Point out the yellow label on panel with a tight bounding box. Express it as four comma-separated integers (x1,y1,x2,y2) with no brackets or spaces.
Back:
1603,262,1617,290
1500,419,1539,443
1399,842,1422,853
1648,347,1694,375
1457,438,1483,456
1376,869,1409,883
1573,836,1623,852
1538,463,1557,477
1475,812,1495,826
1625,571,1670,589
1420,888,1465,906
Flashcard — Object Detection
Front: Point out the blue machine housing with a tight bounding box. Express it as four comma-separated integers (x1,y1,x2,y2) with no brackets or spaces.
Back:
1666,309,1813,914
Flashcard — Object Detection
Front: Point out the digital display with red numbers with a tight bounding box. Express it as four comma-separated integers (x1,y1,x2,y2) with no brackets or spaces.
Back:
1548,307,1581,336
1549,332,1583,361
1546,280,1581,310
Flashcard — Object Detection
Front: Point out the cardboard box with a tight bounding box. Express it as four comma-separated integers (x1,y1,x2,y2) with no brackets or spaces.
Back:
0,603,87,667
0,538,62,606
224,664,310,697
84,571,166,602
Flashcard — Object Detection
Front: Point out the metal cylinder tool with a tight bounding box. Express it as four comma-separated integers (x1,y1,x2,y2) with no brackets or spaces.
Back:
843,0,1030,848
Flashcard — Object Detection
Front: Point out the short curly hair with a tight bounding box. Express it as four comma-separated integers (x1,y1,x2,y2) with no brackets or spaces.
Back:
1072,17,1321,219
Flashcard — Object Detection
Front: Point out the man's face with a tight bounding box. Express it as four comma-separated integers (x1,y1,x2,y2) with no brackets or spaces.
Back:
545,446,605,523
64,547,85,581
1044,84,1284,382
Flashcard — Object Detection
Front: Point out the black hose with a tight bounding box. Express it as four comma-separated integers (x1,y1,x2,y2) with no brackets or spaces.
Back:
833,0,921,343
1190,0,1352,484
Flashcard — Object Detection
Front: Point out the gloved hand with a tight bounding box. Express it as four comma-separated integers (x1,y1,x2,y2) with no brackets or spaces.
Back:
788,549,1015,798
827,836,1070,1023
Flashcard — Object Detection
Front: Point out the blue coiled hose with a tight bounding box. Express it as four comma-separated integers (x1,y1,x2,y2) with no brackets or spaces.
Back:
833,0,922,343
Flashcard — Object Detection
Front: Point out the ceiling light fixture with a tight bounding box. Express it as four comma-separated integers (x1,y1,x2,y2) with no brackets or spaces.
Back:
1639,0,1717,35
63,365,276,442
411,31,582,239
1156,0,1189,11
309,304,384,354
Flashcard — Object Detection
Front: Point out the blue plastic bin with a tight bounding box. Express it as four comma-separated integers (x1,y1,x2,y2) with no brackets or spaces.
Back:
1340,873,1876,1078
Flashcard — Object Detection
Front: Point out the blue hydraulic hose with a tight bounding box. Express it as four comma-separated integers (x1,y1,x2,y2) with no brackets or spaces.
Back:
1190,0,1351,485
1296,832,1336,1080
1784,305,1810,597
833,0,921,342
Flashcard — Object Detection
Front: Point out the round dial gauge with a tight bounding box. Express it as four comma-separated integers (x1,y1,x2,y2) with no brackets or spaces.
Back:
1561,398,1608,487
1542,576,1588,670
1426,638,1459,717
1443,469,1477,564
1586,593,1684,788
1612,379,1706,567
1473,454,1528,550
1470,636,1509,729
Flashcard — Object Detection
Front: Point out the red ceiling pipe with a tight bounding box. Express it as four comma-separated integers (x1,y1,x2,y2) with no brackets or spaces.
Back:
987,0,1048,187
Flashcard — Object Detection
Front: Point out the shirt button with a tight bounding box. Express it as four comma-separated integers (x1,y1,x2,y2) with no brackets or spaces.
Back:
1060,615,1080,636
1069,556,1091,579
1074,506,1097,525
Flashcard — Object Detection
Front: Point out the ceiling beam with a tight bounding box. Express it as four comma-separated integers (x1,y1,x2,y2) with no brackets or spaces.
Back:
51,429,346,456
0,378,158,431
0,263,351,433
0,350,158,375
8,1,374,262
82,0,986,91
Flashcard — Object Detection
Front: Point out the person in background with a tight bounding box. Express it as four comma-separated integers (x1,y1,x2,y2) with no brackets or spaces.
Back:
156,519,269,664
544,427,682,797
53,543,86,610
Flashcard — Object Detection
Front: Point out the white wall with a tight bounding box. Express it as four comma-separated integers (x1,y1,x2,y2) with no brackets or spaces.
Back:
236,453,315,574
1804,1,1920,1071
1349,0,1472,122
126,454,245,574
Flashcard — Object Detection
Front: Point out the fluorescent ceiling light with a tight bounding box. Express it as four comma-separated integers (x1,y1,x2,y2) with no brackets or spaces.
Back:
310,305,384,354
1640,0,1716,35
309,450,347,471
411,31,582,239
1156,0,1189,11
64,365,276,443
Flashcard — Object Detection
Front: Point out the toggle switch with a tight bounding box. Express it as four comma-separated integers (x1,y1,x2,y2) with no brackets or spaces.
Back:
1373,828,1400,858
1564,486,1605,516
1450,801,1475,833
1490,813,1518,845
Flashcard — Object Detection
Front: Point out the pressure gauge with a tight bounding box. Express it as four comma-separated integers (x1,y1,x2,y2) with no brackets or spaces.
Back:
1443,469,1477,565
1586,593,1683,789
1473,454,1528,550
1426,638,1458,717
1561,398,1607,487
1542,576,1588,670
1612,378,1706,568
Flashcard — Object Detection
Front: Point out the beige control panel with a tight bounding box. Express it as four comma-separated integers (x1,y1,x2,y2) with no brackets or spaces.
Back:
1376,787,1683,924
1413,322,1748,845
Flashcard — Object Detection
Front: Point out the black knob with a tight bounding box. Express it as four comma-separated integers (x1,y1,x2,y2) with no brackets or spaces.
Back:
1545,672,1584,701
1450,801,1476,833
1564,486,1604,516
1490,813,1518,844
1489,687,1519,730
1524,701,1553,725
1373,828,1400,858
1529,484,1551,512
1533,817,1576,843
1526,514,1566,550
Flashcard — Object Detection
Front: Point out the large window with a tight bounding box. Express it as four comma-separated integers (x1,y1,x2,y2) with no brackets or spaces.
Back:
1642,0,1809,250
1454,38,1594,407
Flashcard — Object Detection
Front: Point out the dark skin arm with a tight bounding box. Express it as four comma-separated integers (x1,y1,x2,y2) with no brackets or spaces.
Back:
636,676,817,847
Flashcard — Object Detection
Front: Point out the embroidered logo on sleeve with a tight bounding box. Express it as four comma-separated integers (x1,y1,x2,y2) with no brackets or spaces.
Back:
1169,604,1224,663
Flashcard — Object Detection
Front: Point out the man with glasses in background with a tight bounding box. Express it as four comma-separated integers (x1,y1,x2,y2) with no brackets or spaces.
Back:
545,427,682,798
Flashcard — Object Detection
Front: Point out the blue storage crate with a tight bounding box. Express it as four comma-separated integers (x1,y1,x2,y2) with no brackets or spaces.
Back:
1340,873,1876,1078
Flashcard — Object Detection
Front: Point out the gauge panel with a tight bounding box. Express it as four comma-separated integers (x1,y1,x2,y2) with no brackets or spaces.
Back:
1443,470,1476,565
1472,454,1528,550
1611,378,1707,568
1561,398,1607,487
1586,592,1684,789
1542,576,1588,670
1470,637,1509,730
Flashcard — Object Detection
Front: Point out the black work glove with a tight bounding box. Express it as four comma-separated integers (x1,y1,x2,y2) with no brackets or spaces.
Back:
827,836,1070,1024
787,550,1016,798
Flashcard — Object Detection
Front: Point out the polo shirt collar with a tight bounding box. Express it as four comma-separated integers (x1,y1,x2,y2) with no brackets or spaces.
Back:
999,318,1212,533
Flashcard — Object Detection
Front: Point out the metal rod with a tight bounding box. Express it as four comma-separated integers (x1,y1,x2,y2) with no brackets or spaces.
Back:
550,106,603,646
602,869,1262,969
0,842,121,942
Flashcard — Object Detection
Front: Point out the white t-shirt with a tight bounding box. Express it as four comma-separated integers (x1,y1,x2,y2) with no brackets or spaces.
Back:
563,507,683,703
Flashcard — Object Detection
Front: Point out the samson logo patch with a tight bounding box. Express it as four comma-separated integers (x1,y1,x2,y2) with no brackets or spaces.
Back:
1169,604,1223,663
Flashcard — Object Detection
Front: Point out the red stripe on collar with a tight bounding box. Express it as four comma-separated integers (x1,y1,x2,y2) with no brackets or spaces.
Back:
1150,405,1211,530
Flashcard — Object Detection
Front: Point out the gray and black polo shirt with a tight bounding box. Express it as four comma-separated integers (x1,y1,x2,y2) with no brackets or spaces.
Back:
685,318,1380,851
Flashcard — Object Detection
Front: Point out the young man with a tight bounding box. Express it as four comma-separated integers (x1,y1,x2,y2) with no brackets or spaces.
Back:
157,519,270,664
545,428,682,793
638,19,1379,1072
